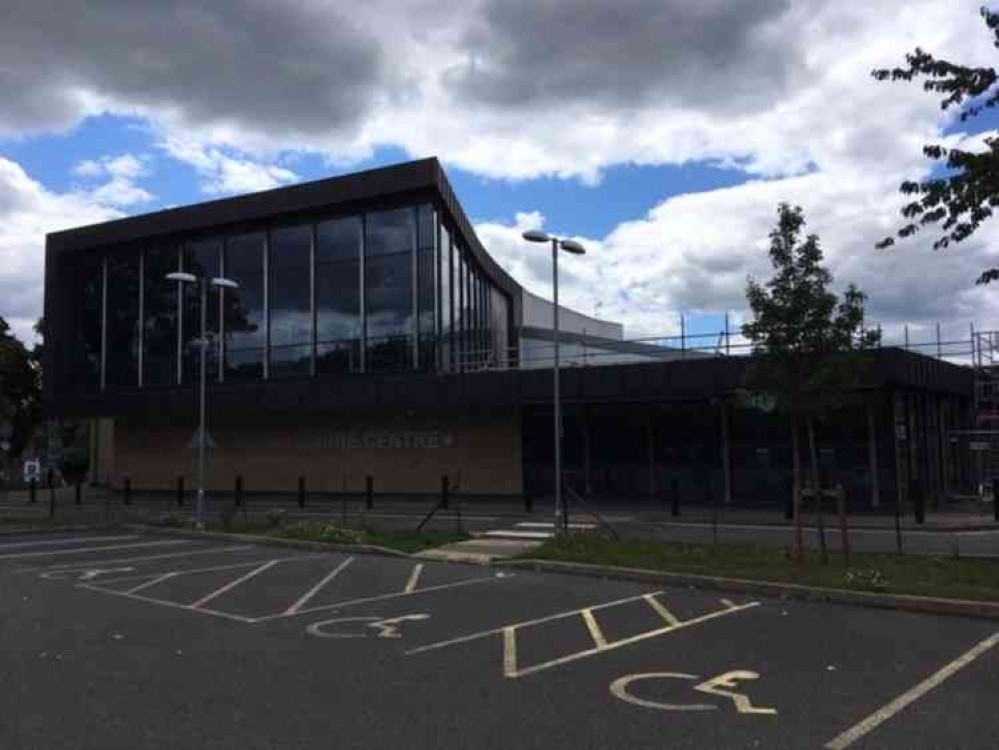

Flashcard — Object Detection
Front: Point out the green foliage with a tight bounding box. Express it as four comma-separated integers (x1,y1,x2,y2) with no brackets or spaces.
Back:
872,7,999,284
265,507,288,528
742,204,880,417
0,316,41,457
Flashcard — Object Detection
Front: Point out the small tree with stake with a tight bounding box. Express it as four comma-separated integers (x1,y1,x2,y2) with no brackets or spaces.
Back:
742,204,880,563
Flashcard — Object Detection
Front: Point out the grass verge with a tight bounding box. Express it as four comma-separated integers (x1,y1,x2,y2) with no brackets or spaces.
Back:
198,517,470,554
526,534,999,602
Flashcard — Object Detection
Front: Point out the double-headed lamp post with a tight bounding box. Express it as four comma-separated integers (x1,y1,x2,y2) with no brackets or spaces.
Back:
166,271,239,529
521,230,586,535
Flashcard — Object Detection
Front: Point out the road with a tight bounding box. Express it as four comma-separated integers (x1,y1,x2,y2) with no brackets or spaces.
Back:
1,530,997,749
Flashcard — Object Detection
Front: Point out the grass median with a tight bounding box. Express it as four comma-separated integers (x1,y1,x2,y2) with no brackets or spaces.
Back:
196,516,470,554
525,533,999,602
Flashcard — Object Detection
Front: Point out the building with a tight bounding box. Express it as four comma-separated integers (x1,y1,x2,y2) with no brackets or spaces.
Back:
45,158,980,510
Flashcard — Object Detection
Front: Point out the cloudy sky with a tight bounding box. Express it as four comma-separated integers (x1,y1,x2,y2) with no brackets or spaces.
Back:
2,0,998,348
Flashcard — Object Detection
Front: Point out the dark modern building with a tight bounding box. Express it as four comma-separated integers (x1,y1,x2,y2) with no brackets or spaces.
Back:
45,158,982,510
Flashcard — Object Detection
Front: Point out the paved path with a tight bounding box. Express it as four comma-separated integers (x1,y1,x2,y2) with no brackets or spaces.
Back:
2,530,998,749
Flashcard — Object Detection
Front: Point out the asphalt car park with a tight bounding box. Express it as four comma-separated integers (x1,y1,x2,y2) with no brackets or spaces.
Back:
1,531,997,749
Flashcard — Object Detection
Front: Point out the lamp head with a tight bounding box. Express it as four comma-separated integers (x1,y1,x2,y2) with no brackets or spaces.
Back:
560,239,586,255
522,229,551,243
166,272,197,284
211,277,239,290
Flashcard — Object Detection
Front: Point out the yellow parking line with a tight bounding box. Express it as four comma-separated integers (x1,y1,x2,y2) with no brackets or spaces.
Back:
643,593,681,626
581,609,608,649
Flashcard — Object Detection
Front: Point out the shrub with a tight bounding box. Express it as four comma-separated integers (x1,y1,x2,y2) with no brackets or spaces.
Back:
265,508,288,528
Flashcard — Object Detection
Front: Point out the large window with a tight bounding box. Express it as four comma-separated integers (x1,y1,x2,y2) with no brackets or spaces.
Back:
144,247,179,386
181,239,221,384
417,205,437,371
105,252,141,388
59,198,513,392
224,233,265,381
269,224,312,378
316,216,362,374
439,224,453,371
67,253,103,393
365,208,415,372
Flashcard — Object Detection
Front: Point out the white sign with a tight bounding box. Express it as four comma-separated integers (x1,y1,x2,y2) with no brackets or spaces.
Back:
313,431,454,451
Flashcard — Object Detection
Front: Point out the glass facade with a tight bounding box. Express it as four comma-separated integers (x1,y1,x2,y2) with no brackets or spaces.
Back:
62,200,511,392
269,224,312,378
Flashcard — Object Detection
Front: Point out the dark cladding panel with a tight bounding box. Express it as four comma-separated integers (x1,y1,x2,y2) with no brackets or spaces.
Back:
269,223,313,379
223,232,265,381
316,215,362,374
365,208,415,372
143,246,180,387
440,223,453,371
105,252,141,389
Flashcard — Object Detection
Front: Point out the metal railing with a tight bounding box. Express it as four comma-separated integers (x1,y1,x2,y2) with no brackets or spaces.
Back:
450,322,992,374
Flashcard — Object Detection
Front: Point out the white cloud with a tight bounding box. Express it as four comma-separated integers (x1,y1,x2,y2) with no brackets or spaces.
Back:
0,158,121,342
159,137,298,195
70,152,155,207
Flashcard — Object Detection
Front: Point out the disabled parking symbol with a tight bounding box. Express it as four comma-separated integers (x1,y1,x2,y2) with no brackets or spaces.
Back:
610,670,776,716
307,614,431,640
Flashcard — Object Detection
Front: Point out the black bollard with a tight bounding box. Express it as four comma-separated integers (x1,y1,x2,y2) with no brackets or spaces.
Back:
441,475,449,510
365,475,373,510
524,486,533,513
671,476,680,517
298,476,306,509
124,477,131,506
235,475,243,507
75,481,82,506
913,478,926,525
177,476,184,507
29,478,36,504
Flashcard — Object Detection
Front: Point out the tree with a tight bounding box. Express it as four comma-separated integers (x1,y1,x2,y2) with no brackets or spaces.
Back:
872,7,999,284
742,204,880,562
0,317,42,465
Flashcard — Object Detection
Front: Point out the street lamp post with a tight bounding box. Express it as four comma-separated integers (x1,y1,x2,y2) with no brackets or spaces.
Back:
166,272,239,529
522,230,585,536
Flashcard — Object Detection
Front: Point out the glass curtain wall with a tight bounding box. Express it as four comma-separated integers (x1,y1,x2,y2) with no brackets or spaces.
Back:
316,216,362,374
365,208,415,372
223,233,265,381
269,224,313,378
417,205,437,371
439,224,453,371
181,239,221,384
105,252,141,389
143,247,180,386
62,200,511,391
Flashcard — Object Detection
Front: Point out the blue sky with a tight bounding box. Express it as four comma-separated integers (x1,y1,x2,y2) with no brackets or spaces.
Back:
1,1,997,345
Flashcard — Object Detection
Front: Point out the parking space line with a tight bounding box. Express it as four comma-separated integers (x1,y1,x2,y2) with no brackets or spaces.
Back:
284,557,355,615
22,545,258,574
0,539,188,561
406,591,667,656
404,563,424,594
123,572,178,594
255,572,514,623
824,631,999,750
87,554,329,588
506,601,760,679
581,609,608,649
77,583,257,623
190,560,280,608
0,535,138,551
643,593,681,626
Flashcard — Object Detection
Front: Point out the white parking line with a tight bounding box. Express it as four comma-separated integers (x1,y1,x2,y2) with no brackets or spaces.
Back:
23,545,258,574
404,563,424,594
190,560,280,608
825,631,999,749
0,535,138,551
255,572,514,623
0,539,189,561
77,582,258,624
283,557,355,615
